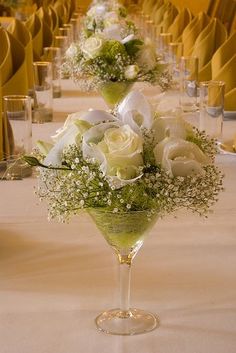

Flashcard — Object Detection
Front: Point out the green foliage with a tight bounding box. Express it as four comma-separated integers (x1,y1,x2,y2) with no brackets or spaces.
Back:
124,39,143,57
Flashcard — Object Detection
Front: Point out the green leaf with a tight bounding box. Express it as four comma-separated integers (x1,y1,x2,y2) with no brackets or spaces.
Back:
23,156,42,167
124,39,143,57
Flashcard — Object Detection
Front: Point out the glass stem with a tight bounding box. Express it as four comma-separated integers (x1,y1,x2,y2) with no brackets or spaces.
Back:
119,256,132,316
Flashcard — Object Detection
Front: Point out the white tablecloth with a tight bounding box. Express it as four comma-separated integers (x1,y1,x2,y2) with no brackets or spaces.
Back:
1,80,236,353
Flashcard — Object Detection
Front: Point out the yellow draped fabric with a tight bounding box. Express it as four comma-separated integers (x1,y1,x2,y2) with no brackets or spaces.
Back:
191,18,227,81
182,12,211,56
150,0,164,22
48,6,59,36
37,7,53,48
7,18,34,90
167,7,192,41
25,13,43,60
207,0,236,32
0,28,13,86
211,32,236,110
142,0,157,15
153,2,169,25
53,0,70,26
167,0,212,15
159,5,179,33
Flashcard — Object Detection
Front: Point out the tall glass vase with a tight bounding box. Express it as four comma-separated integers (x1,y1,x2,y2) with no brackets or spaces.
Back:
88,208,159,335
99,81,133,110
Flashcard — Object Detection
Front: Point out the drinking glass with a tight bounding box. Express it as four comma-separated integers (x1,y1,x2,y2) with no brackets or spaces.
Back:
158,32,173,62
89,209,159,335
43,47,62,98
33,61,53,123
179,56,199,112
59,27,73,44
54,35,69,56
168,42,183,88
199,81,225,139
3,95,32,180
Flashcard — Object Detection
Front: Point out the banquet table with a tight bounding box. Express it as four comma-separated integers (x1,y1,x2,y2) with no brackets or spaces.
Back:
0,79,236,353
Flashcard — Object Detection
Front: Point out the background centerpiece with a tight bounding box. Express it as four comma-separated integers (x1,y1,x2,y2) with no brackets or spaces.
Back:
63,0,171,109
63,34,171,108
25,92,224,335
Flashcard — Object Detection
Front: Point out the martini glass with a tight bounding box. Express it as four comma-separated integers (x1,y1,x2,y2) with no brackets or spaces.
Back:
88,208,159,335
99,81,134,109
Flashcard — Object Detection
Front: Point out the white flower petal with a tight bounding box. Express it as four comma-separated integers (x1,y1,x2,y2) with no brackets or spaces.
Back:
121,34,135,44
44,124,79,166
118,91,154,130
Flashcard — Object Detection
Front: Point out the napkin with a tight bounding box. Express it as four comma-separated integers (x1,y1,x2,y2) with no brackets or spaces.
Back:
7,18,34,90
0,27,13,86
53,1,69,26
144,0,163,16
150,0,164,22
25,13,43,60
49,6,59,36
1,30,28,97
212,31,236,80
167,8,192,42
191,18,227,81
153,2,169,26
224,88,236,111
159,5,178,33
36,7,53,48
211,31,236,111
0,16,14,28
182,12,210,56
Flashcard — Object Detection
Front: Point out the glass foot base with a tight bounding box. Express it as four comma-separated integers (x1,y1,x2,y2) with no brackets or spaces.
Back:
95,308,159,335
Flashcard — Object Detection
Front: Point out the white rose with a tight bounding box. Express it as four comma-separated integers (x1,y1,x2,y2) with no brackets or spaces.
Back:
81,35,104,59
97,124,143,182
83,123,143,188
124,65,139,80
154,137,211,177
136,42,157,70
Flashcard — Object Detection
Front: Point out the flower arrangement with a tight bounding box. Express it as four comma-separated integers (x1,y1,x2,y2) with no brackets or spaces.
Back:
83,1,129,37
63,34,171,92
25,92,223,222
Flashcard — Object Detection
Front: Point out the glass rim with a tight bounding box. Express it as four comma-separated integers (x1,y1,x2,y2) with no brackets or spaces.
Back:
33,61,52,66
3,94,31,101
199,80,225,87
87,208,159,215
54,35,68,39
43,46,61,51
159,32,172,37
180,55,198,61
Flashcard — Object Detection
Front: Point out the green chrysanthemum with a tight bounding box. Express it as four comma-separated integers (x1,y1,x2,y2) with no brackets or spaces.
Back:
101,40,128,62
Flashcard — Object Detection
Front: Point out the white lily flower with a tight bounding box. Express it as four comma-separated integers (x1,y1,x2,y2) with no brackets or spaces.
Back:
118,91,154,131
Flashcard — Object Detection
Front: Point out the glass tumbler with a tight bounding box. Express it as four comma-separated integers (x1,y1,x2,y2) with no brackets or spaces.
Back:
179,56,199,112
168,42,183,88
43,47,62,98
3,95,32,179
199,81,225,140
33,61,53,123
